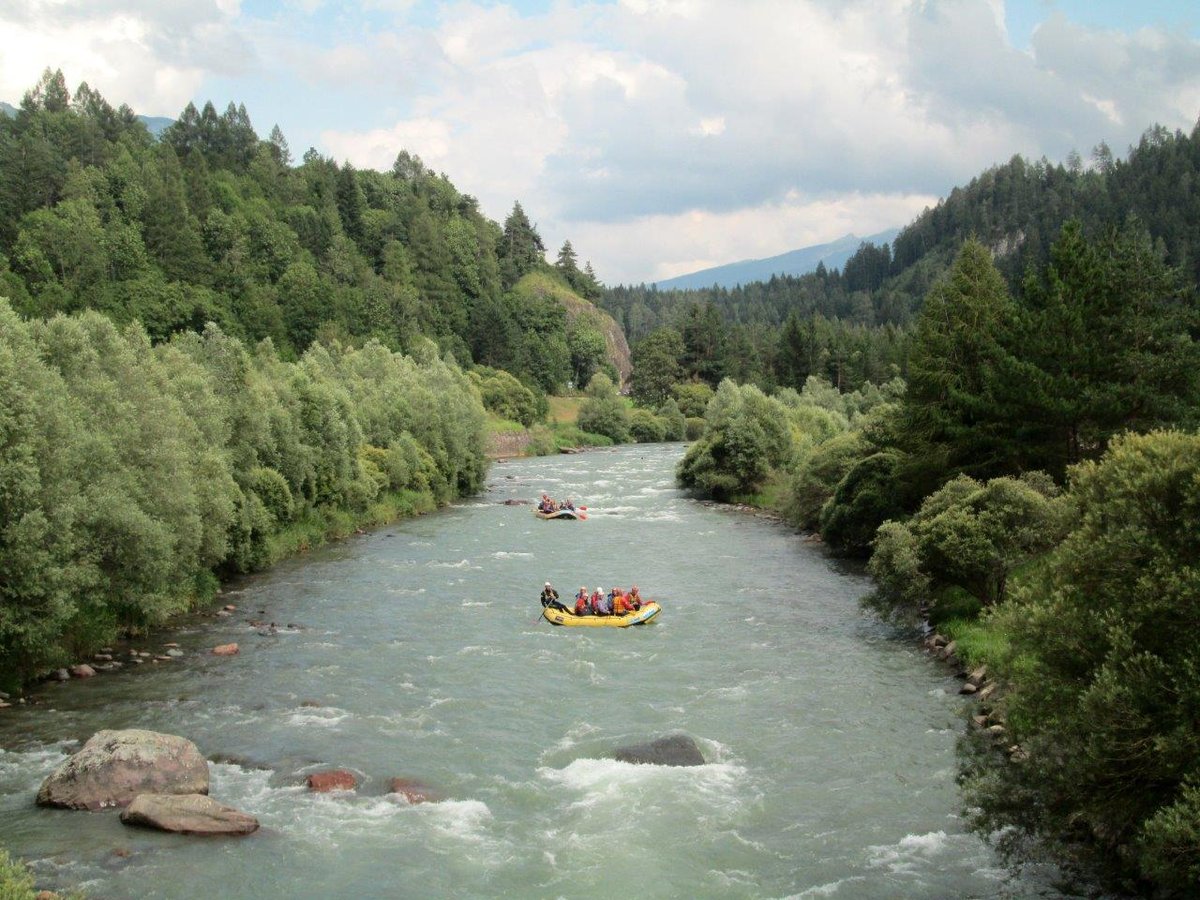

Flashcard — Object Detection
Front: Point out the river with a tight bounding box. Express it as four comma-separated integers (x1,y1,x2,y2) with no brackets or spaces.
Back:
0,444,1067,898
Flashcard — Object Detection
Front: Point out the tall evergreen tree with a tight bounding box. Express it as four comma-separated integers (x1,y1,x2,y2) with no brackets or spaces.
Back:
497,202,544,288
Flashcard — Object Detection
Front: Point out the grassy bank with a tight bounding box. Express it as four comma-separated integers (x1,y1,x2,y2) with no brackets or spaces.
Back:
485,395,619,458
264,488,439,562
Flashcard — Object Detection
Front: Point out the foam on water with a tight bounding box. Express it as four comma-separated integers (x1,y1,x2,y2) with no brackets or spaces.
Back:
0,445,1077,899
867,830,950,874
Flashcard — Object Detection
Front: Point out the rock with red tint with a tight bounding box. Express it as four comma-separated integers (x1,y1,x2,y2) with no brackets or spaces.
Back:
70,664,96,679
388,778,439,804
306,770,357,792
211,644,239,656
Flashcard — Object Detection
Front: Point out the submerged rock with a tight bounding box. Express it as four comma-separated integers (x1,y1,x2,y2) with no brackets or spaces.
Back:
37,729,209,810
612,733,705,767
388,778,439,804
120,793,258,835
306,770,357,792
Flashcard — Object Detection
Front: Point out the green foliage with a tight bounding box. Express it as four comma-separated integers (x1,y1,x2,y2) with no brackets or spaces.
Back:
576,373,630,442
900,239,1018,476
628,408,667,443
676,380,791,500
0,75,612,403
566,323,607,389
786,430,869,530
866,472,1066,621
656,398,687,441
630,327,684,407
818,450,916,556
962,431,1200,892
671,381,714,418
0,300,487,684
471,366,541,427
0,847,36,900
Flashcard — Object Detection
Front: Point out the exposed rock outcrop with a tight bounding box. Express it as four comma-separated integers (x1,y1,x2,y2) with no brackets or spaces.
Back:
37,729,209,810
306,770,357,792
613,733,705,767
388,778,439,804
120,793,258,835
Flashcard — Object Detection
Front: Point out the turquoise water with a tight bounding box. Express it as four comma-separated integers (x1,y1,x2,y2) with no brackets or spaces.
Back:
0,444,1065,898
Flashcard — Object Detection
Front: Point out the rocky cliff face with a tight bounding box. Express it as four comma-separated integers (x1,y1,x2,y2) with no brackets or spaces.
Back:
515,274,632,386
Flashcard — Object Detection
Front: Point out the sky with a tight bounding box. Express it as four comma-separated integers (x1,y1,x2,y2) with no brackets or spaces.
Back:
2,1,1200,285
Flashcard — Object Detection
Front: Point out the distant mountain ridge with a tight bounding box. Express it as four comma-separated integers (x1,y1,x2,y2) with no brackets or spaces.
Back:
0,99,172,136
654,227,901,290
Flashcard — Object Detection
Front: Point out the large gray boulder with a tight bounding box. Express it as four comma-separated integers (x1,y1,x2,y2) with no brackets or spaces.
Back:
120,793,258,835
37,729,209,810
612,733,705,766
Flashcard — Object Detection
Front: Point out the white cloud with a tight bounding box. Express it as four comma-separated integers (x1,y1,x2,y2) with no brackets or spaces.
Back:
0,1,250,115
5,0,1200,284
565,190,938,284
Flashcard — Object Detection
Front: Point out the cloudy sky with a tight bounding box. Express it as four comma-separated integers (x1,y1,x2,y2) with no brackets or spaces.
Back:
3,1,1199,284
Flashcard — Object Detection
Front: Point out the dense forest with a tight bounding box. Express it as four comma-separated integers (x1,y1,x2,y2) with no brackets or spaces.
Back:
602,120,1200,395
0,68,642,688
0,69,618,397
669,219,1200,893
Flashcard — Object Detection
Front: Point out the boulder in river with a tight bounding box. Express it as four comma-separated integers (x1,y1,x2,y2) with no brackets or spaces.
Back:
388,778,439,804
306,770,357,792
37,729,209,810
211,643,239,656
69,664,96,679
612,733,706,767
120,793,259,835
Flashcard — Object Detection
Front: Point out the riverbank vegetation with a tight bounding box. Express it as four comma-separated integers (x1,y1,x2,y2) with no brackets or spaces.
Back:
665,220,1200,892
0,299,488,689
0,69,659,687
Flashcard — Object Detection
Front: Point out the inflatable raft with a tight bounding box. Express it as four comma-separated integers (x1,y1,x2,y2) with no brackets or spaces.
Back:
542,601,660,627
534,508,585,520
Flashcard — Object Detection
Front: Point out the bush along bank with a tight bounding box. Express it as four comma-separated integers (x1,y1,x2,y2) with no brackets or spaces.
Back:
484,372,691,458
0,301,488,692
672,228,1200,894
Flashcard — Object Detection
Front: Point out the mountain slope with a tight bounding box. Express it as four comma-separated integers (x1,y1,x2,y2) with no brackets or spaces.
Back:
654,228,900,290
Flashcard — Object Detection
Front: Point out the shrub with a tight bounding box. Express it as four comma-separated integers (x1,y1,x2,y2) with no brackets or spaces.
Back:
656,398,687,441
628,408,667,443
961,431,1200,892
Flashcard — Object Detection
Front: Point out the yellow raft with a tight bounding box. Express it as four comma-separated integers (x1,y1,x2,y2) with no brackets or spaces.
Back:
542,601,660,627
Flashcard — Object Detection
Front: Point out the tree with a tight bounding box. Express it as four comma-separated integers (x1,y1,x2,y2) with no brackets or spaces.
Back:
867,472,1065,621
567,324,606,389
577,373,629,442
1014,220,1200,477
680,302,726,386
676,380,791,500
963,431,1200,893
630,327,684,407
901,239,1018,477
497,202,544,288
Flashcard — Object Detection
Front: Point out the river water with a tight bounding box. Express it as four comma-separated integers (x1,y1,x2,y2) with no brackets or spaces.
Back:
0,444,1066,898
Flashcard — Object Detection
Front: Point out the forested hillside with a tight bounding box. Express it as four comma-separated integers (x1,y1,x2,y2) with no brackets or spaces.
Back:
0,69,617,395
603,120,1200,395
0,69,634,687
